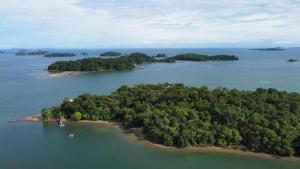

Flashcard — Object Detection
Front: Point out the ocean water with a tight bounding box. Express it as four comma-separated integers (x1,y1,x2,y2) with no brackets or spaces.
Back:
0,48,300,169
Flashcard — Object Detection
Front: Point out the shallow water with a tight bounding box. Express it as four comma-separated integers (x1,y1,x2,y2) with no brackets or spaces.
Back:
1,48,300,169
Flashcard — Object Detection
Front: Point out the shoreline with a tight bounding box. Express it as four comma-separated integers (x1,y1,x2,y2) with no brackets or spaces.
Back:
23,115,300,161
47,71,84,78
46,68,142,78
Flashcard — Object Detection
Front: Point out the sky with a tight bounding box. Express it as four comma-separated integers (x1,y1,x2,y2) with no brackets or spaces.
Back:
0,0,300,48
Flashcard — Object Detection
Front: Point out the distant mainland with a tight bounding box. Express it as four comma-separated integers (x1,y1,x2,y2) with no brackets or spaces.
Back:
48,52,238,72
15,50,77,57
15,50,49,56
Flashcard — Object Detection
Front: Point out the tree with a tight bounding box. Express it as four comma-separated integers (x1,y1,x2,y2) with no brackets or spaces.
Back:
41,108,53,121
71,112,82,121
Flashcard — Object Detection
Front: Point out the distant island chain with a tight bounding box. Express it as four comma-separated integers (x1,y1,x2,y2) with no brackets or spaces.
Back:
48,52,238,72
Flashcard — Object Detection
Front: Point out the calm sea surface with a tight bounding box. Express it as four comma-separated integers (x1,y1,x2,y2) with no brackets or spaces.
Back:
1,48,300,169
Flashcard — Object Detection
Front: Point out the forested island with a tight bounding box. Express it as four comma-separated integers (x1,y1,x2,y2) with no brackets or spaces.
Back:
171,53,238,61
100,51,122,57
15,50,49,56
48,52,174,71
154,53,167,58
41,83,300,157
48,52,238,72
250,47,285,51
288,59,298,62
44,53,76,57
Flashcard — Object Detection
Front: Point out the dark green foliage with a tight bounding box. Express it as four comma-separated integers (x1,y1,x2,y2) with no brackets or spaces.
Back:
154,53,167,58
71,112,82,121
170,53,238,61
100,51,122,57
293,135,300,155
47,52,237,72
48,52,174,71
44,53,76,57
42,83,300,156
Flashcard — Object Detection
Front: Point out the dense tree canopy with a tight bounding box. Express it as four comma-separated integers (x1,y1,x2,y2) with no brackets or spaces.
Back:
170,53,238,61
100,51,122,57
154,53,167,58
42,83,300,156
48,52,239,72
48,52,174,71
44,53,76,57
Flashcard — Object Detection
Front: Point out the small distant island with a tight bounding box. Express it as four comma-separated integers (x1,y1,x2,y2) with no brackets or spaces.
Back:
0,50,4,53
288,59,298,62
80,52,88,55
250,47,285,51
44,53,76,57
172,53,238,61
100,51,122,57
15,50,49,56
41,83,300,157
154,53,167,58
48,52,238,72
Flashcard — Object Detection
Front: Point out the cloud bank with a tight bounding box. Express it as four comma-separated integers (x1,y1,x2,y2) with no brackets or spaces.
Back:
0,0,299,48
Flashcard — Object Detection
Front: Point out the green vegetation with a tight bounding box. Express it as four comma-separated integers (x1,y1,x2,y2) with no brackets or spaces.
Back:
154,53,167,58
100,51,122,57
71,112,82,121
48,52,174,71
170,53,239,61
44,53,76,57
250,47,285,51
15,50,48,56
48,52,238,72
42,83,300,157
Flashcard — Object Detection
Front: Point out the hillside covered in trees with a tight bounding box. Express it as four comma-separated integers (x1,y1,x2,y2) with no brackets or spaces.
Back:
48,52,238,72
42,83,300,157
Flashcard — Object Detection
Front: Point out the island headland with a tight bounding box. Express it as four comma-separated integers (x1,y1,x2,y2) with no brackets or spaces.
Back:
37,83,300,159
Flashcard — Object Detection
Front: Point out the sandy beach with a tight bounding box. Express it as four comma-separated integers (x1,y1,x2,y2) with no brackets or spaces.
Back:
47,71,83,78
23,114,300,161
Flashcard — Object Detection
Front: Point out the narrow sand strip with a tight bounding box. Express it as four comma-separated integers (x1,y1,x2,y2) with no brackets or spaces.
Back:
23,115,300,161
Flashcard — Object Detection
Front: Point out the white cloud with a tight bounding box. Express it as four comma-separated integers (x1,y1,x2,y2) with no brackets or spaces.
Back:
0,0,299,48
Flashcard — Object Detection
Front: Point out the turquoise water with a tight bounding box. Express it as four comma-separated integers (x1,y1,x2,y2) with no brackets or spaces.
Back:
1,48,300,169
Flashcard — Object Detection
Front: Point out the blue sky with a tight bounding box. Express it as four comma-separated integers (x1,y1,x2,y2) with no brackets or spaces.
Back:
0,0,300,48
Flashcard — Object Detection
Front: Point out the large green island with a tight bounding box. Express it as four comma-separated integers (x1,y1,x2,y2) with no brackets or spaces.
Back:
42,83,300,157
48,52,238,72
